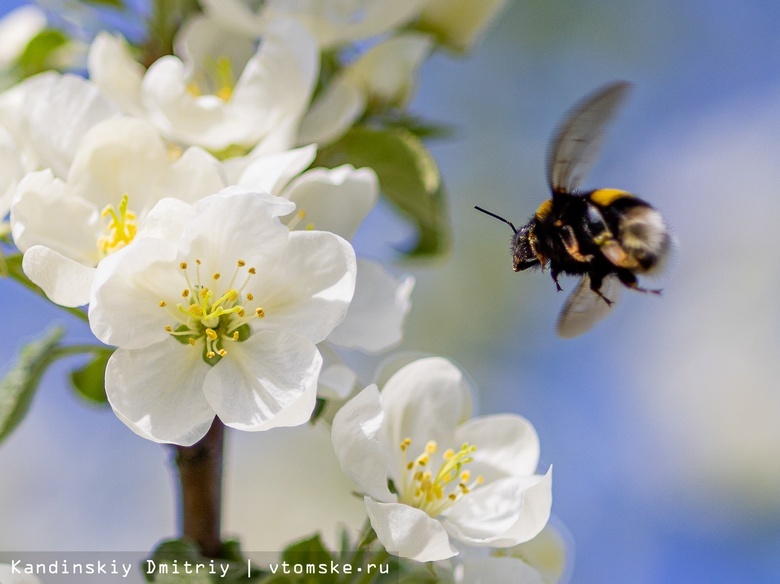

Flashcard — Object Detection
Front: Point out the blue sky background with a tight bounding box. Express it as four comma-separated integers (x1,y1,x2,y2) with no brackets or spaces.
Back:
2,1,780,583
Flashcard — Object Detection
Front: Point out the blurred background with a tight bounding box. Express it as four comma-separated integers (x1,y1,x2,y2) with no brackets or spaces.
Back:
2,0,780,582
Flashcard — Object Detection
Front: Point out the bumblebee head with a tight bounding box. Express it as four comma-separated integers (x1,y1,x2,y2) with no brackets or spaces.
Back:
511,224,540,272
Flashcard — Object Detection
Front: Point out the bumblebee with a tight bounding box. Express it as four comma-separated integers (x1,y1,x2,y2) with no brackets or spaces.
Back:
476,81,671,337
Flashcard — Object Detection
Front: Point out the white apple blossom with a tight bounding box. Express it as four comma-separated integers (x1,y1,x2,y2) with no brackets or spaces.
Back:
88,18,318,154
88,188,356,445
418,0,510,52
10,116,223,307
198,0,427,49
236,146,415,354
332,357,552,562
298,32,433,146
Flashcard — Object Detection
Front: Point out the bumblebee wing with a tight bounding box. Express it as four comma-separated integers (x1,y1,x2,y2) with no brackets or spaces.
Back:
546,81,632,194
556,275,620,338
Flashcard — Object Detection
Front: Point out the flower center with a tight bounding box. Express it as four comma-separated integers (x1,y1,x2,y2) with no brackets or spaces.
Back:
159,258,266,364
98,194,137,256
186,56,236,102
397,439,484,517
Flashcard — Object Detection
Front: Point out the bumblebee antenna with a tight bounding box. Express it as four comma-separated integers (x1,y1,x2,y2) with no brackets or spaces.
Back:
474,206,518,234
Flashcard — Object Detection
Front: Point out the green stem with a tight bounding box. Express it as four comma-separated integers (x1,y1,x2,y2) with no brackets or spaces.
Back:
2,253,88,323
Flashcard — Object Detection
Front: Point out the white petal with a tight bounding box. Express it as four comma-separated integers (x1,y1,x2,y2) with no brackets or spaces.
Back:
87,32,145,115
0,562,44,583
455,414,541,480
347,33,433,107
0,6,46,68
180,189,293,278
443,470,553,548
458,557,546,584
135,197,196,242
26,74,119,177
418,0,510,51
141,55,218,144
483,469,554,548
199,0,268,37
66,117,170,213
266,0,427,48
106,342,214,446
175,14,256,82
297,76,365,146
254,230,356,343
283,165,378,239
10,169,101,263
381,357,474,468
364,498,458,562
21,246,95,307
236,144,317,194
161,146,225,204
331,385,394,502
204,330,320,431
318,362,357,400
229,18,319,145
89,238,181,349
328,259,414,353
0,125,24,216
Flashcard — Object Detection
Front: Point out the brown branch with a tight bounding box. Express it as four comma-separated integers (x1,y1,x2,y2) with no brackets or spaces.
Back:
173,417,225,557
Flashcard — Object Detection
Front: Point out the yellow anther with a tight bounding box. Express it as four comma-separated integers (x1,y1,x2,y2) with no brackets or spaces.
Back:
180,262,188,270
182,289,190,297
188,338,196,346
425,441,438,454
232,331,240,340
218,349,227,357
159,301,167,307
248,267,256,274
165,325,172,332
213,273,221,280
205,328,218,340
256,308,265,318
206,351,215,359
237,260,246,267
246,293,254,301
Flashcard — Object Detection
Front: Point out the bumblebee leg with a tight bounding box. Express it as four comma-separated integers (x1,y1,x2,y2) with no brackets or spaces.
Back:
617,271,662,295
551,268,563,292
589,273,614,306
560,225,594,263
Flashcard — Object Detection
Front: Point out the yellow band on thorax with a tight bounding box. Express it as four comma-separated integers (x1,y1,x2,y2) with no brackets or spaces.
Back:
589,188,633,206
535,199,554,220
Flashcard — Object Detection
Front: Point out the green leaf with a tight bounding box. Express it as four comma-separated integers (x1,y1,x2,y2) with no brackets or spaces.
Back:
70,351,112,405
278,535,337,584
145,539,260,583
0,327,64,443
17,29,68,77
314,127,450,257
